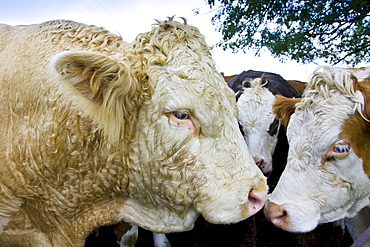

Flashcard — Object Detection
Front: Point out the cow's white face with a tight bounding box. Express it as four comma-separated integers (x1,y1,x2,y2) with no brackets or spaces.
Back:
265,68,370,232
237,84,279,174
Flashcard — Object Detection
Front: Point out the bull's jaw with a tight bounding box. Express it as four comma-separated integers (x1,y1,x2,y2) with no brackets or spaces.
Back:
117,198,198,233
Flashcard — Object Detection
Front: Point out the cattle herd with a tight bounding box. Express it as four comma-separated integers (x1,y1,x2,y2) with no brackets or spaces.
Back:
0,17,368,247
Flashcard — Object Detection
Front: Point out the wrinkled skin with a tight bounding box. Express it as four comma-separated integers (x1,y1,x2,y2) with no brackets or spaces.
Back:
118,59,268,231
0,19,267,246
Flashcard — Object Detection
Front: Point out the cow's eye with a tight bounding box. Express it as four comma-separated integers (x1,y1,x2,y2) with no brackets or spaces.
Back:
326,140,350,158
333,143,350,153
173,112,189,120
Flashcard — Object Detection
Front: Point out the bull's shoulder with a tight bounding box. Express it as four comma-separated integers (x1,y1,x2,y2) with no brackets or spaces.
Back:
0,23,32,52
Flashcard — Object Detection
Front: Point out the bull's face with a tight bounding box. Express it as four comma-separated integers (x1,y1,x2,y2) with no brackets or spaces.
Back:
129,65,268,231
237,84,280,174
264,68,370,233
51,18,268,234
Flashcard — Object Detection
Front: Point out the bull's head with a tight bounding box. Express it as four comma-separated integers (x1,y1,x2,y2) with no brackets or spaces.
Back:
51,18,268,233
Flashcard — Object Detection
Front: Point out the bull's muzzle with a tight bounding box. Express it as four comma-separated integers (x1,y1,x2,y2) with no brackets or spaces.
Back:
247,189,268,217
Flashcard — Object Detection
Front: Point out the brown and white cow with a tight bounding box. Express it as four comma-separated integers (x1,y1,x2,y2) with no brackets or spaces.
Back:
0,18,268,246
264,66,370,235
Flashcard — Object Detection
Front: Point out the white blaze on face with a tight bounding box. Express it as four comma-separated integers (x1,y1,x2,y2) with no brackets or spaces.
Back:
265,67,370,232
237,81,278,174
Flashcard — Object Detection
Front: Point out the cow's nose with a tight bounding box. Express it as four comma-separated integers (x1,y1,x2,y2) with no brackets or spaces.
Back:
264,201,288,228
247,189,267,216
253,157,266,170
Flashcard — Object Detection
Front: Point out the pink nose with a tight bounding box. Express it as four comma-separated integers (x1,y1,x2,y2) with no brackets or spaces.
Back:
264,201,289,229
247,189,268,217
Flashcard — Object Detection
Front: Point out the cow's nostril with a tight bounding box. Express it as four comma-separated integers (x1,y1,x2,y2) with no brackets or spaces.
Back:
253,157,266,169
264,201,289,228
272,209,288,227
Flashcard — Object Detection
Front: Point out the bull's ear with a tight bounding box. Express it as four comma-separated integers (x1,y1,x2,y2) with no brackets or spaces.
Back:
50,51,137,144
51,51,126,105
273,95,302,126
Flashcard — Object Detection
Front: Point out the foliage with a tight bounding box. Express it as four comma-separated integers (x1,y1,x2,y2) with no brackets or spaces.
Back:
206,0,370,65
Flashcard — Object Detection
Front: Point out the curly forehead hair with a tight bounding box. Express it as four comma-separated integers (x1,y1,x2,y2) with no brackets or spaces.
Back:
299,66,366,114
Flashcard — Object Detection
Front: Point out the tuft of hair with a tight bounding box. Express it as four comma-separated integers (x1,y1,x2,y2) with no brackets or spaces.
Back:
127,16,213,76
95,16,213,144
250,77,268,88
302,66,370,117
240,77,269,98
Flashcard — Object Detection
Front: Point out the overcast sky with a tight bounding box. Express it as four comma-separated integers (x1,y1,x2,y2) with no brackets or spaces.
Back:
0,0,343,81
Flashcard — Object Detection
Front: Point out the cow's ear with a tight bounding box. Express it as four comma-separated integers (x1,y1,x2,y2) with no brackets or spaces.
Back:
273,95,302,126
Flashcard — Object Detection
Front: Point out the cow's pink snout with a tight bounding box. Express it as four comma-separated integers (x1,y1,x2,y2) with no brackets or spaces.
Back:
247,189,268,216
264,201,288,228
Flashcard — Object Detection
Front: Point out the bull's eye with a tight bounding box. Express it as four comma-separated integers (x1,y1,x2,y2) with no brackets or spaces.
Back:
173,112,189,120
268,118,280,136
326,140,350,159
168,111,196,131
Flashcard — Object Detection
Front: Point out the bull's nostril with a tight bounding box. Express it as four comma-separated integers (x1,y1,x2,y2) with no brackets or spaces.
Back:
248,195,258,209
247,189,268,217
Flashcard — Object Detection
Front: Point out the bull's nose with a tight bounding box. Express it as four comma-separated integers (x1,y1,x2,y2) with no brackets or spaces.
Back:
264,201,288,228
247,189,268,217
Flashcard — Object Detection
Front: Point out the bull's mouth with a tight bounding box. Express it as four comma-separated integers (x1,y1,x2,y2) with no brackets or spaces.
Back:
197,187,268,225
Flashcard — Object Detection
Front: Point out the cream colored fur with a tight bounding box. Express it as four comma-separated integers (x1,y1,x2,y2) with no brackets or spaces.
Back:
0,18,267,246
